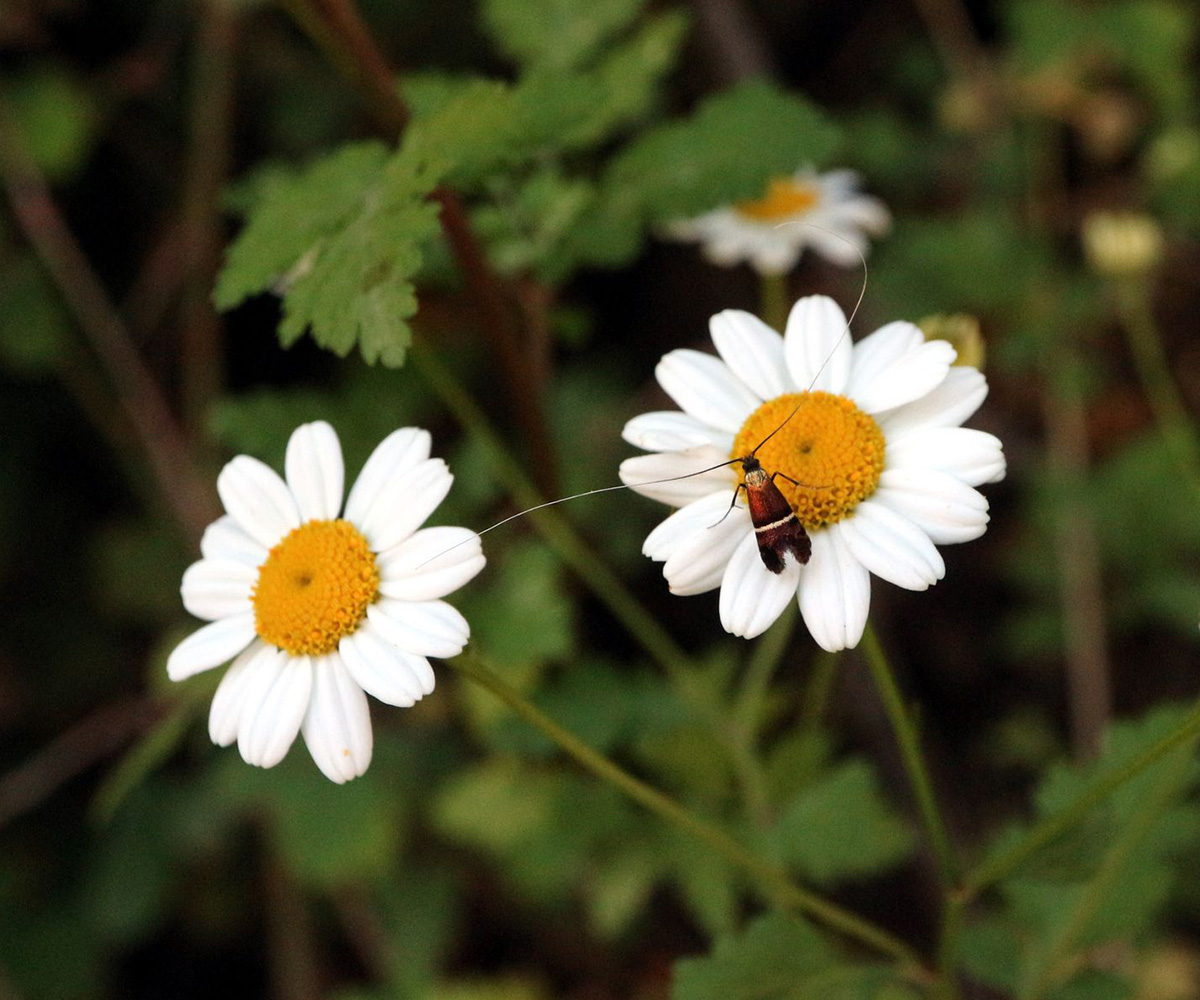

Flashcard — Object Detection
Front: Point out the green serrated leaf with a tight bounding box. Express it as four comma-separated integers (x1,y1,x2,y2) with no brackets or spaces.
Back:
770,759,915,884
217,142,439,366
605,78,840,223
673,912,907,1000
215,142,390,310
672,912,835,1000
481,0,644,71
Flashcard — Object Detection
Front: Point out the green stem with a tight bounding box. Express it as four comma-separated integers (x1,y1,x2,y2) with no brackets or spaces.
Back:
935,895,965,1000
962,694,1200,901
861,622,959,888
449,652,927,971
760,272,790,332
734,603,796,734
412,346,694,684
798,649,840,732
1019,736,1194,999
1114,277,1200,503
730,605,797,830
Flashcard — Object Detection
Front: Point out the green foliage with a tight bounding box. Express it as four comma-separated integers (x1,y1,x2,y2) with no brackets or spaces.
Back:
5,65,96,182
769,759,915,885
672,913,915,1000
965,705,1200,997
0,252,73,374
556,79,840,274
1008,0,1195,118
216,143,440,366
215,742,411,889
481,0,643,72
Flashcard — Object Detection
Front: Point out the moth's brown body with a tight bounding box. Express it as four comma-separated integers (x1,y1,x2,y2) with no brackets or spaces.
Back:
737,455,811,573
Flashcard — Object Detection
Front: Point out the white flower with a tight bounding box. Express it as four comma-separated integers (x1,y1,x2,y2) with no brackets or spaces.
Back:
619,296,1005,652
664,168,891,274
167,422,485,783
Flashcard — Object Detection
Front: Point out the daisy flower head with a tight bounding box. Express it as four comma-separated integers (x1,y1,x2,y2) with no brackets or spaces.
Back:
664,167,891,275
619,296,1005,652
167,422,485,783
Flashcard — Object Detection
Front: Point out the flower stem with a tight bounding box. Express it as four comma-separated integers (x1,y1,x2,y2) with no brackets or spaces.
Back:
961,693,1200,901
1114,276,1200,503
860,622,959,888
449,652,927,971
760,272,790,332
730,605,797,829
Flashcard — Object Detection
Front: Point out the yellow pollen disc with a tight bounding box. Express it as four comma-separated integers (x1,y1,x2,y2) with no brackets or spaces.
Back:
732,392,886,529
735,177,820,222
252,519,380,657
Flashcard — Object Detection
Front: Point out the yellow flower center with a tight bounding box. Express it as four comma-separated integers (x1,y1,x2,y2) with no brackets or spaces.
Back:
735,177,820,222
732,392,885,529
252,519,380,656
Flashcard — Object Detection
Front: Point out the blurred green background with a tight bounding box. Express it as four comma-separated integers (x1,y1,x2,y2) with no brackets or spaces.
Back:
2,0,1200,997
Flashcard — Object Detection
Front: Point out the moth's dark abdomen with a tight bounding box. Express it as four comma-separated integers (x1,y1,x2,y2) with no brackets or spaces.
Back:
741,456,812,573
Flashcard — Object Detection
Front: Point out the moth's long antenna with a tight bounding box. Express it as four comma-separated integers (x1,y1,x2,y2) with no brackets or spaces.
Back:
421,225,871,568
415,456,739,568
749,223,869,458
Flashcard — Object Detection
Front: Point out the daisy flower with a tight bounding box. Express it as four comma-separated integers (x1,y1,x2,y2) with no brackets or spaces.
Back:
167,421,485,783
619,296,1005,652
664,168,890,274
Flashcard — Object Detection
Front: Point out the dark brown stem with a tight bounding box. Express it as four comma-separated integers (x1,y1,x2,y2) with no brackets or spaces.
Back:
179,0,237,439
687,0,776,83
0,94,218,543
263,846,321,1000
277,0,559,495
331,887,397,983
1041,349,1111,760
0,697,165,829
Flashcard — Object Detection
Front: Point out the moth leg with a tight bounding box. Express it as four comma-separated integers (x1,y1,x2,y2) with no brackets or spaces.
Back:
770,470,823,490
709,483,746,528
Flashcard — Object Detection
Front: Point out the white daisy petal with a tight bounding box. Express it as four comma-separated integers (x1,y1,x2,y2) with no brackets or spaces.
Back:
784,295,852,394
217,456,302,550
796,224,869,267
848,336,957,415
356,458,453,554
622,412,734,453
838,501,945,591
200,515,268,569
874,469,989,545
377,526,485,601
877,368,989,438
366,599,469,659
237,652,313,769
181,559,255,621
338,626,424,707
285,421,344,522
643,491,741,562
845,321,925,397
718,532,802,639
798,526,870,652
166,613,257,681
750,240,801,275
655,349,763,433
709,309,789,400
619,447,738,507
662,506,749,595
886,427,1007,486
303,653,373,783
208,641,270,747
343,427,431,527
